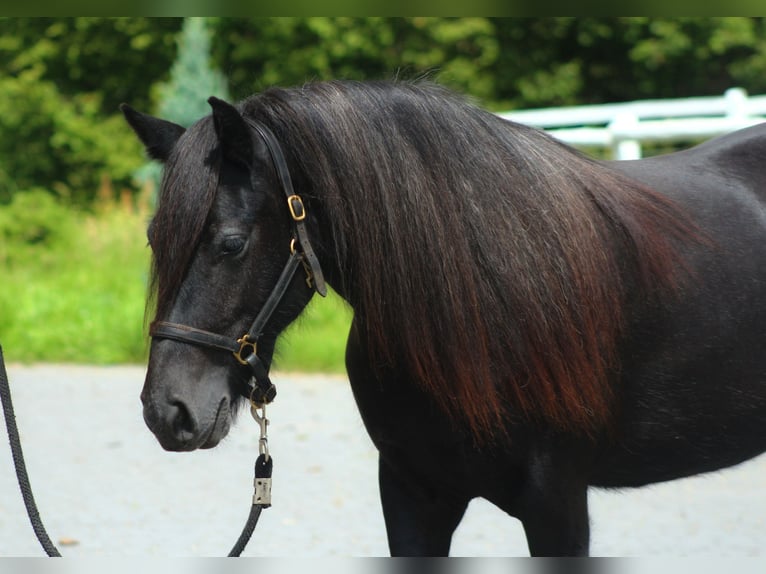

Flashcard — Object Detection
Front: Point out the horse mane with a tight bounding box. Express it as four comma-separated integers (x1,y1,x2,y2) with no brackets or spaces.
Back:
148,115,220,321
238,80,699,444
155,79,696,445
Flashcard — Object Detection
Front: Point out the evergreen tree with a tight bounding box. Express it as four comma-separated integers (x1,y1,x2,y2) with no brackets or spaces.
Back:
137,17,231,195
157,17,231,127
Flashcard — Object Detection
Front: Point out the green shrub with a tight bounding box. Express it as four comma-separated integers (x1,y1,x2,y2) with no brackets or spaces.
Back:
0,188,77,267
0,71,143,204
0,192,151,364
0,192,351,371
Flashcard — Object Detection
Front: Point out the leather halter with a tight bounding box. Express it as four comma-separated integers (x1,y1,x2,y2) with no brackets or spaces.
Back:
150,120,327,406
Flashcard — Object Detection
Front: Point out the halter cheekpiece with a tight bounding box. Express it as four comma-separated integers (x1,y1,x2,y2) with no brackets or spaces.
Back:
150,119,327,406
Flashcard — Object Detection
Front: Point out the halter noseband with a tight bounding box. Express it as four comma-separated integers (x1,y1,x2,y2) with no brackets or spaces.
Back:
150,120,327,406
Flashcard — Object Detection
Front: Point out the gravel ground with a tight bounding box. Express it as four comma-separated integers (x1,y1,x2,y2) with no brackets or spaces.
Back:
1,364,765,558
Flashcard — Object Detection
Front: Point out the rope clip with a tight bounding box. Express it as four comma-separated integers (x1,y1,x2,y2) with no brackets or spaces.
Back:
250,401,270,462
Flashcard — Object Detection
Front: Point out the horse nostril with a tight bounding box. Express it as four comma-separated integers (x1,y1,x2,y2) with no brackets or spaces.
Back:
170,400,197,443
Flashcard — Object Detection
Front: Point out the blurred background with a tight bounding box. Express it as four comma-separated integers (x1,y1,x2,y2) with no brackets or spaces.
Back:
3,17,766,369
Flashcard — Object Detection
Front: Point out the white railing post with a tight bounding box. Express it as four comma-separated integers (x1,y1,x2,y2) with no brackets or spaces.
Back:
610,113,642,160
497,87,766,160
725,87,748,120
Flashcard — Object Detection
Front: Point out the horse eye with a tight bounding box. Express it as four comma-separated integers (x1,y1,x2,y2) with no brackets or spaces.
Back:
220,236,246,256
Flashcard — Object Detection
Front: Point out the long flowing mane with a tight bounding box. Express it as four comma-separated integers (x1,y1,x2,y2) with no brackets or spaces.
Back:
241,80,698,443
158,80,696,444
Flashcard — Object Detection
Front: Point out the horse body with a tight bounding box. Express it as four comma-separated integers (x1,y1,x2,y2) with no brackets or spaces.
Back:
122,81,766,556
345,124,766,555
599,128,766,485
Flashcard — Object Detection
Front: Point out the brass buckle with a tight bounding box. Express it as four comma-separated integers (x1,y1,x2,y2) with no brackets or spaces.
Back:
287,195,306,222
234,334,257,365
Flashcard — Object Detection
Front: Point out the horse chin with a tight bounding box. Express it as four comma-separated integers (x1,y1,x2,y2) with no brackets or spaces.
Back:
198,397,232,450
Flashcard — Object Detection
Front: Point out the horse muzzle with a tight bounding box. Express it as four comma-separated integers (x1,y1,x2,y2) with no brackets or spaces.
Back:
141,383,232,452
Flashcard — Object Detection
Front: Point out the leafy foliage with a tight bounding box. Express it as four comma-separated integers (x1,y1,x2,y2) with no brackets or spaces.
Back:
0,188,77,267
0,190,150,363
0,18,182,115
0,17,178,204
4,17,766,367
3,17,766,206
212,17,500,101
0,70,144,203
0,189,352,367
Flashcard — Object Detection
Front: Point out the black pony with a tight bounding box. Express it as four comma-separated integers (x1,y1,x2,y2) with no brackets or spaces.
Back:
122,80,766,556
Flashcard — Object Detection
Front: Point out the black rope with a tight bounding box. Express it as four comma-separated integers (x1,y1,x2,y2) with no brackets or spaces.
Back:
229,453,273,557
0,345,61,556
1,344,269,557
229,505,264,556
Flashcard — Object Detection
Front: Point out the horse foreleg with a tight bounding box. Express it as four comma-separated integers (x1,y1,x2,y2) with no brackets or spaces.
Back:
378,455,469,556
516,462,590,556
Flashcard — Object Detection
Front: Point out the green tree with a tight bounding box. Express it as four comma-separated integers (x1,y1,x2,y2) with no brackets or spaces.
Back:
4,17,766,206
0,18,182,115
136,17,232,196
0,69,143,203
156,17,231,127
492,17,766,108
211,17,499,102
0,18,182,204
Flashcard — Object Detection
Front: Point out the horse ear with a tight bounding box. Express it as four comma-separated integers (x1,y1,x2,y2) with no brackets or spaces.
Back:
120,104,185,162
208,96,260,168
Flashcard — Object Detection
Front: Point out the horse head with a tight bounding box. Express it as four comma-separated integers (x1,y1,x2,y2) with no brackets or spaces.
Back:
122,98,319,451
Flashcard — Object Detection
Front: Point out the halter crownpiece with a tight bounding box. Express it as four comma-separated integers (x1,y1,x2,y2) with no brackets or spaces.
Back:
150,119,327,404
247,119,326,297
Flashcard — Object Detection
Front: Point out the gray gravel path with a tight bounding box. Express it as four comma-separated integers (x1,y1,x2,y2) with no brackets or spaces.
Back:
1,364,765,557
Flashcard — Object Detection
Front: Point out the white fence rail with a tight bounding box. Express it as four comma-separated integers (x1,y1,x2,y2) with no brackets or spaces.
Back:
498,87,766,160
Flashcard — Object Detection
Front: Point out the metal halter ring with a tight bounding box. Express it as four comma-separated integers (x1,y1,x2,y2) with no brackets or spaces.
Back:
234,334,257,365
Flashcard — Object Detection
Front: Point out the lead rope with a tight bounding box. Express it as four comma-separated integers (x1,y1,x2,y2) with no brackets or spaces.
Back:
229,401,273,556
0,344,270,557
0,345,60,556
